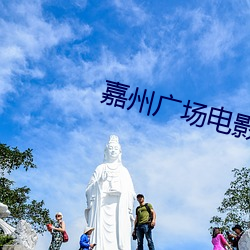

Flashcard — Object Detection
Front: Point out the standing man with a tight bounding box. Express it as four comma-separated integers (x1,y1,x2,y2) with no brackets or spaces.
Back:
133,194,156,250
230,225,244,250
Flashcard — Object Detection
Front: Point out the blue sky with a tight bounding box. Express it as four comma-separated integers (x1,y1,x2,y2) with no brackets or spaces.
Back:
1,0,250,249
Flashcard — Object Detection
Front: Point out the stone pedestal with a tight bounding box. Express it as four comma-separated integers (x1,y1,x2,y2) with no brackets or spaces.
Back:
2,246,26,250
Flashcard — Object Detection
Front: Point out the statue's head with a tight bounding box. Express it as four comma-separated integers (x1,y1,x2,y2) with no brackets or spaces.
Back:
104,135,122,163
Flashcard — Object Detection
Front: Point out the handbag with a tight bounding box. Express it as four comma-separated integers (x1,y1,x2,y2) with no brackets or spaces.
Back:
62,231,69,242
46,224,52,232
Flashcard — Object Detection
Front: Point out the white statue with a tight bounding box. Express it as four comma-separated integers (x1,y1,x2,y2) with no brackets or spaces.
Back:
85,135,136,250
0,203,37,250
239,229,250,250
13,220,38,250
0,202,15,235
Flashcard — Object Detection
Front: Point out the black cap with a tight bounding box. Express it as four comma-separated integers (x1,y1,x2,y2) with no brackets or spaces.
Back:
232,225,243,231
136,194,144,198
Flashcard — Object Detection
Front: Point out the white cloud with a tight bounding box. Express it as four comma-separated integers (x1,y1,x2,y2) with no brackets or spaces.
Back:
112,0,148,26
0,2,73,58
189,8,210,33
159,7,241,67
79,45,158,86
80,48,128,84
0,1,74,110
73,0,87,9
127,42,158,84
213,82,250,115
196,20,235,63
49,85,97,117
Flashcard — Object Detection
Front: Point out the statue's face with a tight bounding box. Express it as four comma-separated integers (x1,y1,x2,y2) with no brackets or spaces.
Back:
107,142,121,160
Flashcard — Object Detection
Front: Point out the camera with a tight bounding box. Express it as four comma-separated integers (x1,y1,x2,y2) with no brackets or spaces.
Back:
132,231,137,240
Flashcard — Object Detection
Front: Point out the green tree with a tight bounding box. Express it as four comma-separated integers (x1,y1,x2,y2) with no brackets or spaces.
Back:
210,167,250,232
0,143,52,233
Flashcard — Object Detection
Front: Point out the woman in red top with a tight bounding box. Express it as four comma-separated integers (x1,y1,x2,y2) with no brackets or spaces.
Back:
212,227,232,250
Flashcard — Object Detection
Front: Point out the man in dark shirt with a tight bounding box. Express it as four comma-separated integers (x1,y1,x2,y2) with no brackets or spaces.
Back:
229,224,244,250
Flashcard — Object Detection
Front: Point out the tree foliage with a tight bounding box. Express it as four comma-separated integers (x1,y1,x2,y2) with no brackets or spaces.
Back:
0,144,36,175
210,167,250,232
0,143,52,233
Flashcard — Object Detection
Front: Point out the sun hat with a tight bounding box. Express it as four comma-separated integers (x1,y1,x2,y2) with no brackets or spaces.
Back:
84,227,95,234
55,212,63,218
